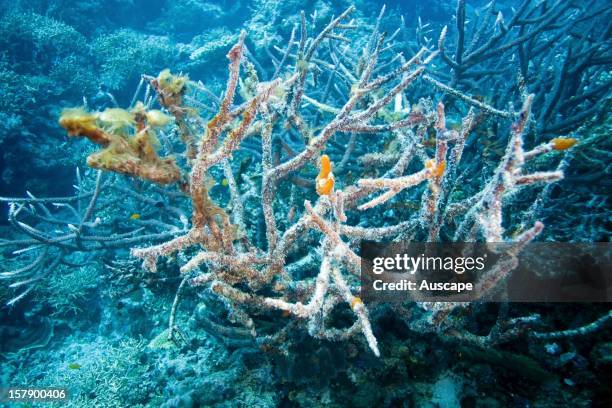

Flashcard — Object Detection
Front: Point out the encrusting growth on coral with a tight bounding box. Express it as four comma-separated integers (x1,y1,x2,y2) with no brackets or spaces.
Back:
425,159,446,179
59,106,181,184
316,154,335,196
551,137,578,151
146,69,199,160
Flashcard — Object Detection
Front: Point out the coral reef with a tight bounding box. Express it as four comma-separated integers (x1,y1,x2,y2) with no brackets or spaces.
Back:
92,29,177,92
0,1,610,406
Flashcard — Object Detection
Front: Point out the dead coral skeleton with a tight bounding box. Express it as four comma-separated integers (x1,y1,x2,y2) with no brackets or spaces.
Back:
1,5,598,355
123,7,571,355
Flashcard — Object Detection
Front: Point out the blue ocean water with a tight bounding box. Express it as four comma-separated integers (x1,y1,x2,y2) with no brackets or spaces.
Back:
0,0,610,406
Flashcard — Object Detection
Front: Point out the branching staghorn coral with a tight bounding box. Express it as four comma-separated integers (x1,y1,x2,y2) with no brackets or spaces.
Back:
125,7,576,355
0,169,190,306
3,5,605,357
431,0,611,136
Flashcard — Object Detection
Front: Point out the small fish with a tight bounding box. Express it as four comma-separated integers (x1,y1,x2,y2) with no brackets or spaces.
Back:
221,178,229,187
130,213,141,220
68,363,81,370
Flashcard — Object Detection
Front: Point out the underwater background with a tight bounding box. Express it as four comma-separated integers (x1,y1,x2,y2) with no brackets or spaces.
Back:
0,0,610,406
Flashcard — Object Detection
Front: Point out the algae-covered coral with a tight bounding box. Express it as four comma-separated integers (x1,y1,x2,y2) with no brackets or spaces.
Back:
59,105,181,184
0,0,611,406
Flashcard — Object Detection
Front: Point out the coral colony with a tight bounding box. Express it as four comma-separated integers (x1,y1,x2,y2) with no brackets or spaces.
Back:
4,3,600,356
59,19,555,358
1,4,610,400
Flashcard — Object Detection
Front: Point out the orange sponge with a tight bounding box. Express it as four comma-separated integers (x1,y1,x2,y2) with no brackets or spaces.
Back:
425,159,446,178
316,154,335,195
551,137,577,151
